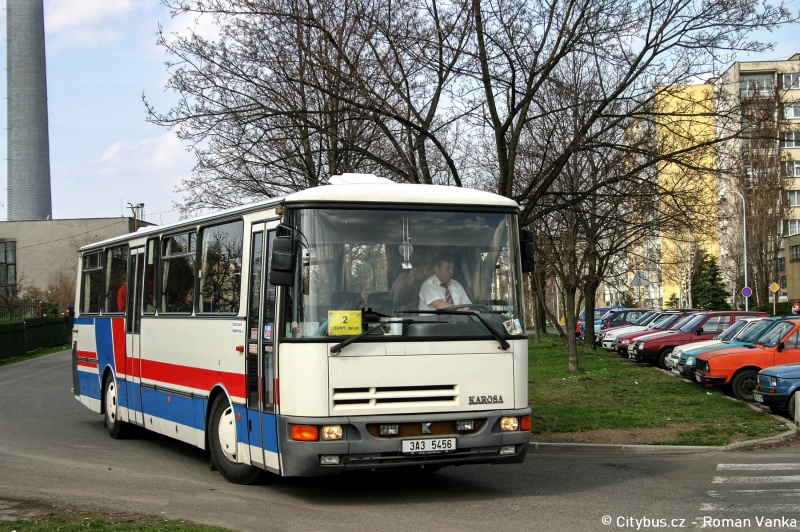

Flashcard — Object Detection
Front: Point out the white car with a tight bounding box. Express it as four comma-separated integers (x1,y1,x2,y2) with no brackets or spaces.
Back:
664,317,764,370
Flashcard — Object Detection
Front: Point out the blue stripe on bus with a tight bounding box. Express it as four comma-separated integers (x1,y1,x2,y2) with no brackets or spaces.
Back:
262,412,278,452
74,317,95,325
120,385,277,453
139,387,205,430
94,318,115,373
246,409,278,453
234,405,249,445
78,370,101,400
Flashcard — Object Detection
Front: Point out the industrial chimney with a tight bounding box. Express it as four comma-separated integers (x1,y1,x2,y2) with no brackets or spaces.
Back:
7,0,52,221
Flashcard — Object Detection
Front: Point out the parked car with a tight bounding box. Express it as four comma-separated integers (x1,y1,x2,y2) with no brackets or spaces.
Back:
631,311,768,369
600,310,675,351
754,362,800,418
674,317,779,379
576,306,624,338
600,308,651,330
615,312,699,357
694,317,800,401
595,308,653,343
665,317,767,371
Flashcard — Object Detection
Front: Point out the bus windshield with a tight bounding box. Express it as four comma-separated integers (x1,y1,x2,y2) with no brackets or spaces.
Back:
285,207,524,339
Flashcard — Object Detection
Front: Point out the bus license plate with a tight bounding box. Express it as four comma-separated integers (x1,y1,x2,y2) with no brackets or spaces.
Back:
402,437,456,455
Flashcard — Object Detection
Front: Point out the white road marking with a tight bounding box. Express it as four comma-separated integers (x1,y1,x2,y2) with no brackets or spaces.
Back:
717,463,800,471
700,503,800,512
708,489,800,497
712,475,800,484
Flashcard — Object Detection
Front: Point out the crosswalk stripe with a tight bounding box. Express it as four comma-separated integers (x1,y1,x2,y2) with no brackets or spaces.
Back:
713,475,800,484
717,463,800,471
700,503,800,512
708,489,800,497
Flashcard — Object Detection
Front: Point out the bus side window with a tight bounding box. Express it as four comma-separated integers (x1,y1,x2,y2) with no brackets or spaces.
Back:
160,232,196,313
142,238,159,314
104,245,128,313
80,251,103,314
198,220,244,314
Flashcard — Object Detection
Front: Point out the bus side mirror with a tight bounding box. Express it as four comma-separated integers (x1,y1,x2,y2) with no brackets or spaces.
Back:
270,225,297,286
520,228,534,272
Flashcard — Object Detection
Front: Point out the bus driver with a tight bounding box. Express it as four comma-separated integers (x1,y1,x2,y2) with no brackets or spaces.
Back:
419,256,471,310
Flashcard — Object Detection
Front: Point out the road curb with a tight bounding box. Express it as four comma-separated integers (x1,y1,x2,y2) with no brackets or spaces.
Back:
529,422,798,455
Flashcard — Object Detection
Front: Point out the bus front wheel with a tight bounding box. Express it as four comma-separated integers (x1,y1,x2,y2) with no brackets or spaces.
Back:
209,394,261,484
104,374,130,439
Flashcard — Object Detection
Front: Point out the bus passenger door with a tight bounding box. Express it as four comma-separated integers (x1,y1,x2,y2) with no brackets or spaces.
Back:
245,224,280,472
125,246,145,424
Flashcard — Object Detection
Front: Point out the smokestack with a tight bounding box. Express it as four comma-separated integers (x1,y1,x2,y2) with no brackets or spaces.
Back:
7,0,52,221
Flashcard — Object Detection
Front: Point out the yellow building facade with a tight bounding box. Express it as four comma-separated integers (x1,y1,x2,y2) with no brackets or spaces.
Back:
654,83,719,305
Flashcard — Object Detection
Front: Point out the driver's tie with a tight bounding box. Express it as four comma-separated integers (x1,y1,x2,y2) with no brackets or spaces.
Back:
441,283,454,304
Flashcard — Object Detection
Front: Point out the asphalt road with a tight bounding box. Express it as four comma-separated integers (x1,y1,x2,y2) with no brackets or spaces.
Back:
3,351,800,532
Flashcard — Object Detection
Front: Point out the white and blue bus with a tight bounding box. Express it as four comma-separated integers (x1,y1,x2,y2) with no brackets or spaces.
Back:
71,174,532,481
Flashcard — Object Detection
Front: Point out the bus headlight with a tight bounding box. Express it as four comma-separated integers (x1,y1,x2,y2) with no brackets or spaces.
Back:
321,425,343,440
500,417,519,431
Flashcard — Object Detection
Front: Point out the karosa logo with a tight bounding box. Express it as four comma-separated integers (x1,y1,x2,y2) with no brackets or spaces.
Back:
468,395,503,405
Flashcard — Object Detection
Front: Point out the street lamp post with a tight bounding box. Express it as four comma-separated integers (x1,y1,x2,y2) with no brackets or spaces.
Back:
731,190,748,311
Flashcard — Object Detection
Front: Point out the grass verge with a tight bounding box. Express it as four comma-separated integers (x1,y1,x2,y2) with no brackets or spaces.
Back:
0,514,231,532
0,345,71,366
530,334,791,446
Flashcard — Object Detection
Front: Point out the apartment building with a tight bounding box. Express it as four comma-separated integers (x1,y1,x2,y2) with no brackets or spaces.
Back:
714,53,800,306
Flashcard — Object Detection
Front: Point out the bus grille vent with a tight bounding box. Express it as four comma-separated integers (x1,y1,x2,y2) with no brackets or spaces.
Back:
332,385,458,407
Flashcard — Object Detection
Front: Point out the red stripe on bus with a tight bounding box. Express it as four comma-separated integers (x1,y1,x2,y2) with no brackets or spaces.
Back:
126,357,141,378
77,360,98,368
111,317,127,374
140,359,245,397
77,350,97,360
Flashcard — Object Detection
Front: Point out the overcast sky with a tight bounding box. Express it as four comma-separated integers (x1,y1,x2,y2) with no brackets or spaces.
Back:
0,0,798,226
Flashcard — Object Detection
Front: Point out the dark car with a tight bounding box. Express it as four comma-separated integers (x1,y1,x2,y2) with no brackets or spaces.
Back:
631,311,769,369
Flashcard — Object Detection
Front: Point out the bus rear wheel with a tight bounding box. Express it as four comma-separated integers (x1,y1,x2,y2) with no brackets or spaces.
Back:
104,374,130,439
209,394,261,484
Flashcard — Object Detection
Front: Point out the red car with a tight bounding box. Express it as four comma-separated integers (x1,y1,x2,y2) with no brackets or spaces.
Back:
694,318,800,401
630,311,768,369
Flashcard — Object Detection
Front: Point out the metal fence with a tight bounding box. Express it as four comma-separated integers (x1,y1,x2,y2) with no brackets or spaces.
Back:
0,315,74,360
0,300,46,324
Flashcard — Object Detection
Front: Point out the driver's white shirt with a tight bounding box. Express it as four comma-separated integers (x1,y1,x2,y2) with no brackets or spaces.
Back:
419,274,471,310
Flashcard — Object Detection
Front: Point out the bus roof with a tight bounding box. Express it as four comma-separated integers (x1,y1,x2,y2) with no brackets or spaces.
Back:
79,181,519,252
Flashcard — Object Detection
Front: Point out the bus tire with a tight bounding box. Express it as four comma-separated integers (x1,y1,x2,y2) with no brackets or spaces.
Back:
209,394,261,484
104,373,130,439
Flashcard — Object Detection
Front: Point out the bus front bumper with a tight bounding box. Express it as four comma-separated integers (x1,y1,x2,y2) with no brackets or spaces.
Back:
278,409,531,477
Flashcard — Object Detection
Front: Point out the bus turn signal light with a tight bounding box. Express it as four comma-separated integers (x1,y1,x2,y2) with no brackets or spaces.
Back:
291,424,319,441
520,415,531,431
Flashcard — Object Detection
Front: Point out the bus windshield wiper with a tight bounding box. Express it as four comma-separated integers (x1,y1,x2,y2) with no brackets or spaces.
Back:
400,309,511,350
330,319,415,355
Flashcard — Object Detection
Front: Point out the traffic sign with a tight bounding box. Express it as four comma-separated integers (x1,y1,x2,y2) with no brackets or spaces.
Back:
770,282,780,293
741,287,752,298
